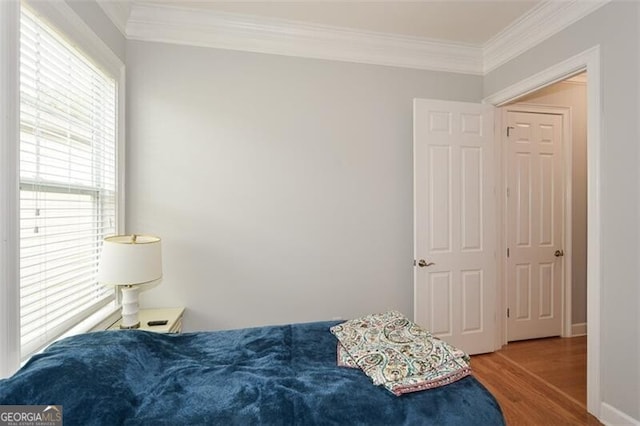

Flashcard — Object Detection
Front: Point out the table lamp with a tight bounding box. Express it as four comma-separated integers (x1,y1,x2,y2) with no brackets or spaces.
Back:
97,234,162,329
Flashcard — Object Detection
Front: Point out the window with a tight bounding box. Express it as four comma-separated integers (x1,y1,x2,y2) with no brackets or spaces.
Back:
19,8,118,358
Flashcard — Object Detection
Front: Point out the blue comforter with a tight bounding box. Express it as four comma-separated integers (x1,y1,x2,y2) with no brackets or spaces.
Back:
0,321,504,425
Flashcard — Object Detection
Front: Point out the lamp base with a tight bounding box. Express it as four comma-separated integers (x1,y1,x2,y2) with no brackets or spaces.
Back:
119,322,140,330
120,286,141,329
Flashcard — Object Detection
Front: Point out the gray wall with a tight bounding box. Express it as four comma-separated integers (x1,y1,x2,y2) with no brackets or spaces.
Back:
518,80,587,326
485,2,639,420
125,40,483,331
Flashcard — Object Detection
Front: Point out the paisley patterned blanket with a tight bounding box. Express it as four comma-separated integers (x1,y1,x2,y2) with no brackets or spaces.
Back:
0,320,504,425
331,311,472,395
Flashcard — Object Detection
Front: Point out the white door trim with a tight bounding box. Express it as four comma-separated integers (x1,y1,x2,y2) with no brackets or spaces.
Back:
483,45,602,418
501,103,573,340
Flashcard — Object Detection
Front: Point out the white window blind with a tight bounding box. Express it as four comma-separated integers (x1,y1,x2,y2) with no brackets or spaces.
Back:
19,8,117,358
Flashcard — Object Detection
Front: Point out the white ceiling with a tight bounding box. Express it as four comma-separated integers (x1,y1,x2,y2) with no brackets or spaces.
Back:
140,1,539,45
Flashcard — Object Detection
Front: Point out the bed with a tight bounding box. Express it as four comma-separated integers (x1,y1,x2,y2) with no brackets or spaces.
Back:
0,320,505,425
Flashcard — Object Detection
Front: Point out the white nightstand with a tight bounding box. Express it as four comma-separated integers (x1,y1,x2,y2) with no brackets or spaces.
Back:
108,307,185,333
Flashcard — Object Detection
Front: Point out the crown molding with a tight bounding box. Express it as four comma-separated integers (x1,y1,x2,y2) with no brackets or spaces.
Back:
483,0,610,74
104,0,610,76
126,3,483,74
96,0,130,36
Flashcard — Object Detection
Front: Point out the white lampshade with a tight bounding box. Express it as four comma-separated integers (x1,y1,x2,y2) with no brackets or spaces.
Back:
98,234,162,329
97,234,162,286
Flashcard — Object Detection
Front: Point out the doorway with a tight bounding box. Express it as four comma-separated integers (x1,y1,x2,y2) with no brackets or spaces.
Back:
483,45,600,416
415,46,601,416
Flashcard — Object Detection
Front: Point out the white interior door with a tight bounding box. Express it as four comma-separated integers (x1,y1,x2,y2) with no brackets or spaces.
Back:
413,99,496,355
506,111,564,341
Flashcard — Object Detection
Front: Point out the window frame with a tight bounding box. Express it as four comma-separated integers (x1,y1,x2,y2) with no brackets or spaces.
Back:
1,0,125,376
0,0,22,379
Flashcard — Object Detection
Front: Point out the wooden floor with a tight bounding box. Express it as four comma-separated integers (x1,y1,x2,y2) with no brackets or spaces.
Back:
471,336,601,425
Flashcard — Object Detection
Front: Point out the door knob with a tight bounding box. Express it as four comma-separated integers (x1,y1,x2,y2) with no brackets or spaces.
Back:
416,259,435,268
554,249,564,257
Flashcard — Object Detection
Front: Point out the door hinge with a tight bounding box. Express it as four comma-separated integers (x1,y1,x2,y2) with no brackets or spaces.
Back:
507,308,510,318
507,248,510,258
507,126,515,137
506,187,510,197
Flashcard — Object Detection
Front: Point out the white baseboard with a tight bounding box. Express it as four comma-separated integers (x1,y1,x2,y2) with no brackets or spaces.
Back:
571,322,587,337
600,402,640,426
